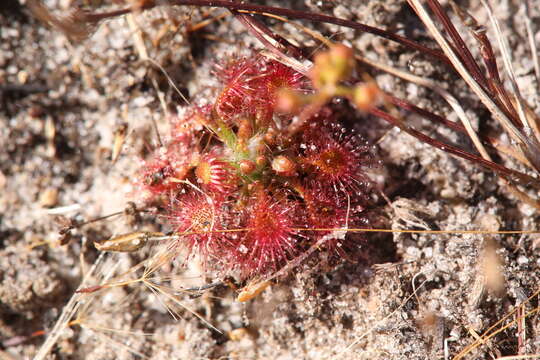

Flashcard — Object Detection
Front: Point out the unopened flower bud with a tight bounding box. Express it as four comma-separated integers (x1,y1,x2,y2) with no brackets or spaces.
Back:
352,81,381,111
311,44,355,90
271,155,297,177
237,118,253,140
255,156,267,167
276,88,302,113
264,129,277,145
240,160,256,174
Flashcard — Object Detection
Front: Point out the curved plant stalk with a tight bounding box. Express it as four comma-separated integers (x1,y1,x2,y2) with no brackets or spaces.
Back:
479,0,540,171
407,0,526,149
28,0,449,64
524,0,540,90
34,253,110,360
408,0,540,175
480,0,533,134
356,54,540,210
357,54,492,162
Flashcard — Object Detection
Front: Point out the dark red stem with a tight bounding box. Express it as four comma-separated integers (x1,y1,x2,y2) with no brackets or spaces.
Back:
84,0,451,66
370,107,540,190
387,95,500,149
423,0,489,91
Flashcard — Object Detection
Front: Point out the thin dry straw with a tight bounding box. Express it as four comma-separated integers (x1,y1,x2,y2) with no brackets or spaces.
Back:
407,0,532,158
480,0,535,138
34,253,109,360
144,227,540,241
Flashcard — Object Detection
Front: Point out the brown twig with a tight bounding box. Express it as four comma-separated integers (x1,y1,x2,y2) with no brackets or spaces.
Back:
370,107,540,190
71,0,451,66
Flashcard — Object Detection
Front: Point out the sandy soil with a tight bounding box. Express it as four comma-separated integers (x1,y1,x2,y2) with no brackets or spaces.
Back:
1,0,540,359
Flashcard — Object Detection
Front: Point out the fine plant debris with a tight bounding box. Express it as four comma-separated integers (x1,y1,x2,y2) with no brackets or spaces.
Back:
1,0,540,359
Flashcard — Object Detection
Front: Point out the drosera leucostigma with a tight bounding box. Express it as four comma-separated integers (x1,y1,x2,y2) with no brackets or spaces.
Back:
21,0,540,359
127,49,379,282
31,45,385,360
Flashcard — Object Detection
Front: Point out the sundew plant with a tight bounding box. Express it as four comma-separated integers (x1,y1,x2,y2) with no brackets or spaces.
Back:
17,0,540,359
130,48,379,280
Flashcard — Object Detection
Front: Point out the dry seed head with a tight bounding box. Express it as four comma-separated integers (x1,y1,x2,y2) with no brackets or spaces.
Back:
237,280,271,302
94,231,163,252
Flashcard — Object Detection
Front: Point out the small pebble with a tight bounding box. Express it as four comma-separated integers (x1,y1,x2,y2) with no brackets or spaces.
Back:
0,170,6,189
228,328,250,341
39,188,58,208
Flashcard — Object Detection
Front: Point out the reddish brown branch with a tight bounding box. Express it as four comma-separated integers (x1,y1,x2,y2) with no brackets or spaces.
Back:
387,95,499,148
83,0,451,66
424,0,489,91
370,107,540,190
